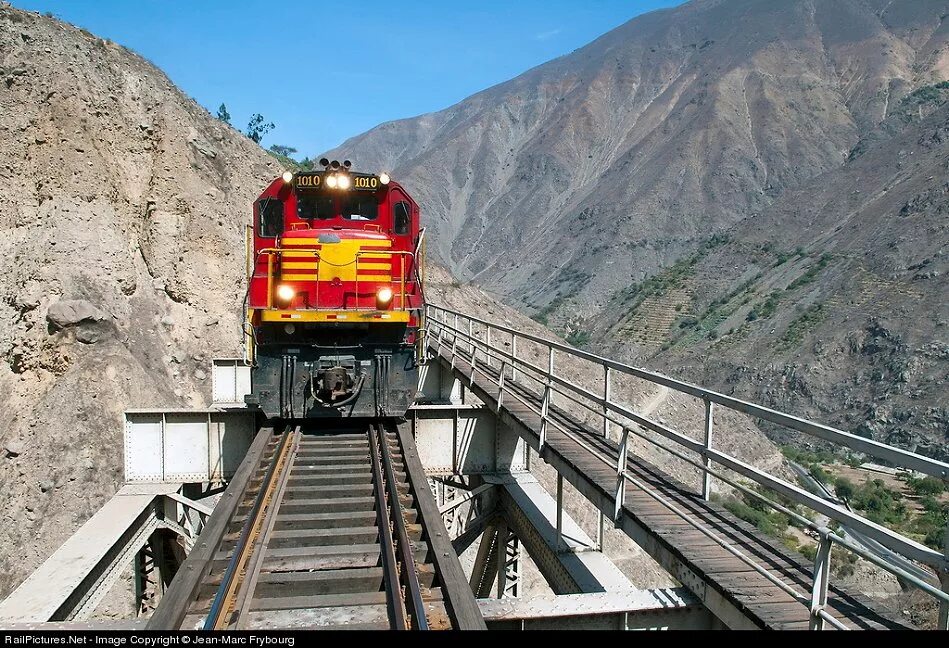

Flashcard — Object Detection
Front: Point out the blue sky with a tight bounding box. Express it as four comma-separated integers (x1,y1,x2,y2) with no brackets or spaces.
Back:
13,1,683,158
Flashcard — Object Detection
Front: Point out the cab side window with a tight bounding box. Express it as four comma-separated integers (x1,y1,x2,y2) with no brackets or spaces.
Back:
258,198,284,237
394,201,410,235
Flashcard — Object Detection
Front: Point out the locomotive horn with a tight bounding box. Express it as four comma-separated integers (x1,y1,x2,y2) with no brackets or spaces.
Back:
319,157,330,167
330,160,340,170
343,160,352,169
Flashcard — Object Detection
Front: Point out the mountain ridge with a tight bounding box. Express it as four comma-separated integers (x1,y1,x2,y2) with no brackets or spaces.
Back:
327,0,949,457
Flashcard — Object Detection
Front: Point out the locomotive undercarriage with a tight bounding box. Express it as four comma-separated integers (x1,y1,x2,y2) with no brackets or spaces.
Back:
247,322,418,419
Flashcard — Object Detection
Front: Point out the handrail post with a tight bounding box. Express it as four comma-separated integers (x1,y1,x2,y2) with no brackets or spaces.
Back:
809,533,833,630
539,347,554,456
400,255,406,311
702,398,714,501
486,327,492,368
511,334,518,382
603,365,612,440
596,512,604,551
939,526,949,630
939,569,949,631
497,360,506,412
469,344,478,386
614,427,629,525
556,473,564,552
266,253,274,309
468,319,474,356
450,331,458,371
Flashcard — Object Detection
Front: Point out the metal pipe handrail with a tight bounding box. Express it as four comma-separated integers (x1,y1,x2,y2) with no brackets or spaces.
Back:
254,247,418,312
432,324,834,622
427,307,949,629
459,334,945,599
427,305,948,481
375,422,429,629
428,310,945,569
204,426,296,630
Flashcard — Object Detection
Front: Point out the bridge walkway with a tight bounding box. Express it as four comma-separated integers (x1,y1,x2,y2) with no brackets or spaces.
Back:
431,342,912,630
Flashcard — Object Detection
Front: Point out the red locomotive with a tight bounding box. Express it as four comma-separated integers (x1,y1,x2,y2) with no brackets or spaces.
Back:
244,159,425,419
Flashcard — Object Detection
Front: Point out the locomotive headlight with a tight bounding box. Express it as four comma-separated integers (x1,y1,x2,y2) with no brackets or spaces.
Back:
326,174,338,189
376,287,393,307
379,172,391,185
276,284,295,304
281,171,293,183
284,323,296,335
337,174,351,190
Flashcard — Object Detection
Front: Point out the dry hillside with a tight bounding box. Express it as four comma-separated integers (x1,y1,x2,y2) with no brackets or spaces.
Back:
0,4,281,595
0,5,790,602
329,0,949,458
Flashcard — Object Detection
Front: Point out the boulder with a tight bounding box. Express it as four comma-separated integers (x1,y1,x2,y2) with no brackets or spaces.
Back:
190,138,217,159
46,300,105,330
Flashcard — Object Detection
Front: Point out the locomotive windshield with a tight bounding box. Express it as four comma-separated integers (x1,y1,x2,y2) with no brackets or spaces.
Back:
296,192,379,221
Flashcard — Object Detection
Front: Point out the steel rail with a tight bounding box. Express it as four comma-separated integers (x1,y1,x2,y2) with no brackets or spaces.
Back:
204,425,297,630
427,305,949,481
377,422,429,630
147,425,276,630
429,312,947,571
394,422,487,629
369,423,409,630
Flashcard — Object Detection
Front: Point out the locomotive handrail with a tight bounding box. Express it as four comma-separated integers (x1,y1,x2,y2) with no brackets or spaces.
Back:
253,247,417,312
425,304,949,630
355,250,415,312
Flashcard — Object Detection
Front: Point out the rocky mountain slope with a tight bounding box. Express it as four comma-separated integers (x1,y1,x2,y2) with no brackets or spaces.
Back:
597,89,949,460
0,4,282,595
329,0,949,457
0,5,791,603
330,0,949,306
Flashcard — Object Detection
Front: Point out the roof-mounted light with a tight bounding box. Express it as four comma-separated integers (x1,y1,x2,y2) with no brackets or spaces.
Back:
337,174,351,190
326,174,338,189
379,172,391,185
281,171,293,183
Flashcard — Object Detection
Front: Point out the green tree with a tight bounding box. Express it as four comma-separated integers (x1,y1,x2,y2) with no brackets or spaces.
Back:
246,113,275,144
835,478,854,500
269,144,297,157
216,103,231,125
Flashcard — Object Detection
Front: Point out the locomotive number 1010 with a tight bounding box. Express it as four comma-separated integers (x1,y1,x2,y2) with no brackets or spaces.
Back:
352,176,379,190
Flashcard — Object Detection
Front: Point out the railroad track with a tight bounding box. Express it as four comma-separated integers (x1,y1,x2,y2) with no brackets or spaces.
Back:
150,420,481,630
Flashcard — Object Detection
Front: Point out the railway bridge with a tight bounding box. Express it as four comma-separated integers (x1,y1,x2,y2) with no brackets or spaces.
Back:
0,305,946,630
